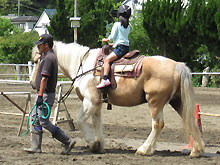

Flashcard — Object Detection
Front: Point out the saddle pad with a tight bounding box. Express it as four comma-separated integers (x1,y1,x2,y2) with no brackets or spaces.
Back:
96,64,135,72
114,56,145,77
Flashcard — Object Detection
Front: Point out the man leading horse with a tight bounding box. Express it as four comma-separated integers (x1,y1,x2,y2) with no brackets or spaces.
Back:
24,34,75,154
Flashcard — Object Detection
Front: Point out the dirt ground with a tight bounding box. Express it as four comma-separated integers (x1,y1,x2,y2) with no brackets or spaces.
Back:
0,82,220,165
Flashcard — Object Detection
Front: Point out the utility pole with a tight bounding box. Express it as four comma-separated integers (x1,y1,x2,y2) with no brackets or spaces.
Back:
74,0,77,17
70,0,80,43
18,0,20,16
74,0,77,43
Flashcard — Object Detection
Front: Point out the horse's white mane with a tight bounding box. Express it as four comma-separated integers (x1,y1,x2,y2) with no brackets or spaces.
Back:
32,40,99,79
53,41,90,59
53,41,91,79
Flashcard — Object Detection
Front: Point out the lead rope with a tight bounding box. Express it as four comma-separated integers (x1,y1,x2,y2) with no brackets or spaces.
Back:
20,102,50,136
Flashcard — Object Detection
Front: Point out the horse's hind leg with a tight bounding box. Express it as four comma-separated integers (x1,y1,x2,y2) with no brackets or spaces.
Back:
136,103,165,156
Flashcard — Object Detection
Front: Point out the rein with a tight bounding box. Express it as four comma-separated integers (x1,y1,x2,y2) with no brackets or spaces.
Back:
57,64,102,103
58,49,103,103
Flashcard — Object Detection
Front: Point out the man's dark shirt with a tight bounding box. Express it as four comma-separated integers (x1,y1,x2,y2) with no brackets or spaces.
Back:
36,50,58,93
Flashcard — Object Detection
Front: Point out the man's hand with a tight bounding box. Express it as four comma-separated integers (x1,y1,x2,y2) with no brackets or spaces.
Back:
36,95,43,106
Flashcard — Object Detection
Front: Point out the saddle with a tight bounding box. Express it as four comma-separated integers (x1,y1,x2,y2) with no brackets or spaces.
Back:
94,44,146,89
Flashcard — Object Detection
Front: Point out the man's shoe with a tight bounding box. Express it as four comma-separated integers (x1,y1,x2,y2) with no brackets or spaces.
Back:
61,139,76,155
52,128,76,155
96,79,111,88
24,132,42,154
24,148,42,153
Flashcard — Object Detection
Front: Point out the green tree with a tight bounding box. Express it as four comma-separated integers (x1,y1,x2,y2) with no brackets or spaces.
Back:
48,0,115,47
0,31,38,64
0,18,19,37
190,0,220,69
0,0,34,16
129,13,157,55
0,0,56,16
48,0,73,43
0,0,18,16
182,0,220,73
77,0,115,48
142,0,205,70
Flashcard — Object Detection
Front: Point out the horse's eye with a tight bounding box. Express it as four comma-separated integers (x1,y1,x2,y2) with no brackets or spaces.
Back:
34,60,38,64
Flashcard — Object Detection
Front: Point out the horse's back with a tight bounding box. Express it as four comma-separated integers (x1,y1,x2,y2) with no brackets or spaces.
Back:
142,56,180,85
142,56,178,76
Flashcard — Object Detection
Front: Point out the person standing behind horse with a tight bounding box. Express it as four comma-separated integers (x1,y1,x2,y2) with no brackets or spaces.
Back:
24,34,75,154
96,5,131,88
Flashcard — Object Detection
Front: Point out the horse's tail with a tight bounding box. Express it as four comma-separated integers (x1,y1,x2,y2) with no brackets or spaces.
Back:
176,63,204,153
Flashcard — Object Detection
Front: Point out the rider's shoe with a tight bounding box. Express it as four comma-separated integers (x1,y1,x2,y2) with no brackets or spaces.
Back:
96,79,111,88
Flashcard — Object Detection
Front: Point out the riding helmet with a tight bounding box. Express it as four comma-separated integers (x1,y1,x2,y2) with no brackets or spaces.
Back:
117,5,131,18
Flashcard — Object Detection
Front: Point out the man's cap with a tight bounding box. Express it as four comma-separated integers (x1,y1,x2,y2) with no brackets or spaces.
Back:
34,34,53,46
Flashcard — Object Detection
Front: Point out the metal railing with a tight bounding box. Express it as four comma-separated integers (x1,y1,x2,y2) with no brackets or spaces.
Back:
192,72,220,75
0,62,219,86
0,62,64,81
0,62,33,80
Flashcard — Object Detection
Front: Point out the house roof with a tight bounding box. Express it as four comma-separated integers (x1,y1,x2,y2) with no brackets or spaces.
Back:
0,14,17,20
44,9,56,19
11,16,39,23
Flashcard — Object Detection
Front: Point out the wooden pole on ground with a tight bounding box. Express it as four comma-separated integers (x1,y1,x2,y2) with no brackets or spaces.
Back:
0,91,31,136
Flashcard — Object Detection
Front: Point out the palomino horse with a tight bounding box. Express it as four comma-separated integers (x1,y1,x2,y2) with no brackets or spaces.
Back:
31,41,204,157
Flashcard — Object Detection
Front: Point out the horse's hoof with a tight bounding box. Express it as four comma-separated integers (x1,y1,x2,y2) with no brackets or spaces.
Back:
135,150,147,156
189,150,200,158
91,141,102,153
136,146,154,156
135,149,153,156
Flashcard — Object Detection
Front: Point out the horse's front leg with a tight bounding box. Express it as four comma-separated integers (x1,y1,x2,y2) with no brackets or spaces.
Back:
91,106,104,152
77,98,103,152
136,106,164,156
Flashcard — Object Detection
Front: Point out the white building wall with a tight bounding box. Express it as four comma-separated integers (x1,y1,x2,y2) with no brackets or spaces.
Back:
34,11,51,36
25,22,29,32
24,22,36,32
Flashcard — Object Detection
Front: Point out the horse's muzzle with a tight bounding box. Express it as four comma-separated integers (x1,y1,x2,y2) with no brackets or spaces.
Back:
30,81,36,90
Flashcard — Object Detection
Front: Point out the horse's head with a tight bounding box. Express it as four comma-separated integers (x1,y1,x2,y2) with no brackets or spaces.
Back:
30,45,41,89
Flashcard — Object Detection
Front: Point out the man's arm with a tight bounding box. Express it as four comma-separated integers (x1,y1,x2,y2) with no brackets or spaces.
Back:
38,77,48,96
36,76,48,106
